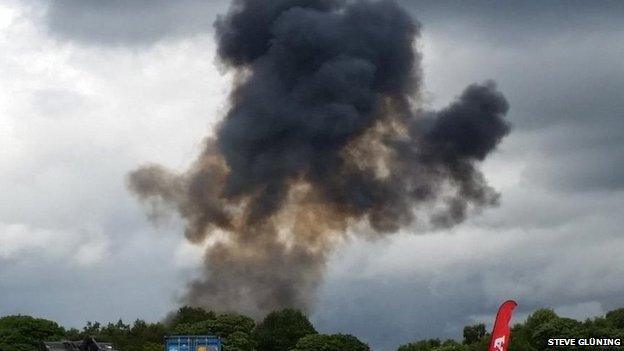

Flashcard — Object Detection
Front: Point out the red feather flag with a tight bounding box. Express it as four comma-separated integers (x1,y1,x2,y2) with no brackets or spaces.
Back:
488,300,518,351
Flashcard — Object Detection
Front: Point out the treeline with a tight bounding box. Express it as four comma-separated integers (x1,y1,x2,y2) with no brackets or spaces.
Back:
398,307,624,351
1,306,624,351
0,308,366,351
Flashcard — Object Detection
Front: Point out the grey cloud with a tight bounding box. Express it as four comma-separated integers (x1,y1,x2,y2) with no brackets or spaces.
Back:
0,227,187,329
43,0,228,46
412,2,624,193
309,38,624,342
41,0,624,48
313,210,624,350
1,4,224,330
5,1,624,350
522,130,624,192
399,0,624,45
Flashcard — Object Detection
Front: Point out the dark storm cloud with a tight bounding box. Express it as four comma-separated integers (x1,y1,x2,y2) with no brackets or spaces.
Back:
42,0,228,46
506,38,624,192
399,0,624,44
41,0,624,47
524,133,624,192
397,0,624,193
314,216,624,350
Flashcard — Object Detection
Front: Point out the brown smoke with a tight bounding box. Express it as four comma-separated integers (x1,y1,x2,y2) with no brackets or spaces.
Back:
128,0,510,318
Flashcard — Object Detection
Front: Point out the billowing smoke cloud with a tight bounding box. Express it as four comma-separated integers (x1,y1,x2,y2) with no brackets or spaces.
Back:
128,0,510,317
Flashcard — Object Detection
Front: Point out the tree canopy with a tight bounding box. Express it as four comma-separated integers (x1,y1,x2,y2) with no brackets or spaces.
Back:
3,305,624,351
0,315,66,351
252,309,317,351
292,333,369,351
398,307,624,351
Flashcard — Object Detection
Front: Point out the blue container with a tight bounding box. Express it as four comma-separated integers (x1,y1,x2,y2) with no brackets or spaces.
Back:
164,336,222,351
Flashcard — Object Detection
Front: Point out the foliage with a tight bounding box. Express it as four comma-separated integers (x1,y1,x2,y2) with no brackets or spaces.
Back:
209,314,255,337
4,305,624,351
524,309,558,335
141,343,163,351
462,324,486,345
398,339,441,351
222,331,255,351
169,312,254,351
292,333,369,351
168,307,216,329
436,340,468,351
532,317,580,347
75,319,166,351
398,306,624,351
252,309,317,351
0,315,66,351
606,308,624,329
507,328,534,351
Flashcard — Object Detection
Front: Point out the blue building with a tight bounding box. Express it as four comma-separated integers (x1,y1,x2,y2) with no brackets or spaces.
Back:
165,336,222,351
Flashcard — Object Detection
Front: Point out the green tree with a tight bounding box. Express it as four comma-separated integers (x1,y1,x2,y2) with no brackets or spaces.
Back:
210,314,255,337
96,320,132,350
116,320,167,351
606,308,624,329
436,340,468,351
508,325,535,351
524,309,558,336
531,317,580,349
169,313,254,351
397,339,441,351
65,328,82,340
0,315,66,351
292,334,369,351
463,324,486,344
223,331,255,351
252,309,317,351
82,321,102,338
142,342,164,351
465,336,489,351
171,322,205,335
171,313,253,337
69,318,167,351
168,307,216,328
129,320,167,346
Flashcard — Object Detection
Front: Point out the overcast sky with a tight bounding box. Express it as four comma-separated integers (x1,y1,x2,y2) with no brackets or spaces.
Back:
1,1,623,350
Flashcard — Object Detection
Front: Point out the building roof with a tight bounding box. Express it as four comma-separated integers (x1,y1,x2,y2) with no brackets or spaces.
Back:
40,337,117,351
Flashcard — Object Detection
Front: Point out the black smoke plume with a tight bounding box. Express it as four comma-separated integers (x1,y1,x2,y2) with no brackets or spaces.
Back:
128,0,510,317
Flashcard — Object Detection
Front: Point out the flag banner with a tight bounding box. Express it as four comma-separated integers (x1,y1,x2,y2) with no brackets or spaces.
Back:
489,300,518,351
